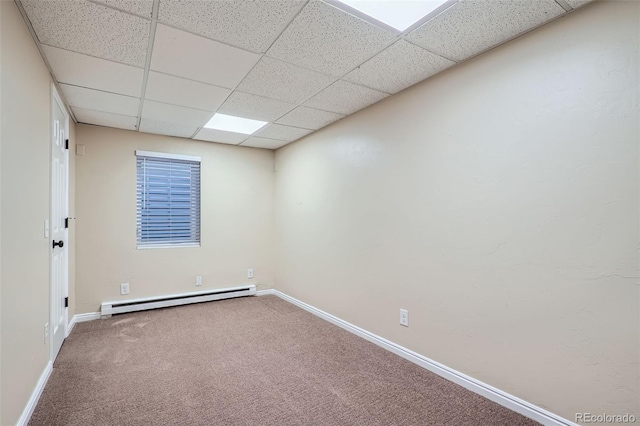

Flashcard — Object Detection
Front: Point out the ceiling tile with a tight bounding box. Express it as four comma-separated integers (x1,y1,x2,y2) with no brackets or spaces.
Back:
150,24,261,88
139,119,199,138
41,45,144,97
145,72,231,112
241,137,290,150
276,106,344,130
255,124,313,142
406,0,565,62
565,0,596,8
141,100,212,127
60,84,139,116
21,0,150,67
237,57,335,104
93,0,153,17
158,0,304,53
267,1,397,77
344,40,455,94
303,80,388,115
72,107,138,130
217,91,295,122
193,128,249,145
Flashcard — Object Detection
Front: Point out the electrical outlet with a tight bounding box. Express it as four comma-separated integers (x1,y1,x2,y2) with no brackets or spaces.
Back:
44,323,49,344
195,276,202,286
400,309,409,327
247,268,254,279
120,283,130,295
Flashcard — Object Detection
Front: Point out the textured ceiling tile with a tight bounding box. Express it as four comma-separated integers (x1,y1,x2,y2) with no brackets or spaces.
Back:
565,0,596,8
151,25,261,88
217,91,295,122
141,100,212,127
72,107,138,130
145,72,231,112
42,45,144,97
255,124,313,142
158,0,304,53
236,57,335,104
303,80,388,115
344,40,455,94
276,106,344,130
139,119,199,138
21,0,150,67
241,136,290,150
193,128,249,145
60,84,140,116
93,0,153,17
406,0,565,62
267,1,397,76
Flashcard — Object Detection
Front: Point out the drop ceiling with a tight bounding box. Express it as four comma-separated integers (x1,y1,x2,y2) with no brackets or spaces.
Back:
17,0,595,150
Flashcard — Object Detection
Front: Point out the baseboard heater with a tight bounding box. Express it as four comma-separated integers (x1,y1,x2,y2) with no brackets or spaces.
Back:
101,285,256,317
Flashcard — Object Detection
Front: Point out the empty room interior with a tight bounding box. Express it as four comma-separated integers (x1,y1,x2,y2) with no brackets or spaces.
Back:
0,0,638,424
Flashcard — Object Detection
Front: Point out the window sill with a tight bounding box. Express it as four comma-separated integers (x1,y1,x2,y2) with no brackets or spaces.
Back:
137,243,200,250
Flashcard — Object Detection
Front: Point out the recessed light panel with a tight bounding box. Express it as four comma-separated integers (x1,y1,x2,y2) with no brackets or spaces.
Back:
203,113,267,135
337,0,449,32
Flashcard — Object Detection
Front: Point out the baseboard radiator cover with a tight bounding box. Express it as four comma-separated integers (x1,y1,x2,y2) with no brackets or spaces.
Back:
101,285,256,317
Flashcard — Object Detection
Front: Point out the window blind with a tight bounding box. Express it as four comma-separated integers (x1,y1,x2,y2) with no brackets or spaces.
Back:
136,153,201,247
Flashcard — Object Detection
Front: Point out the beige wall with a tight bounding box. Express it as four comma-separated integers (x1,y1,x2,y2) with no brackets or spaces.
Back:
75,125,275,314
274,1,639,421
0,1,77,424
68,121,77,319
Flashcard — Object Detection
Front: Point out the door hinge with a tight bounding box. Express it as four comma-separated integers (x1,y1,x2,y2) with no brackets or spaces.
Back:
64,297,68,308
65,217,69,228
65,139,69,150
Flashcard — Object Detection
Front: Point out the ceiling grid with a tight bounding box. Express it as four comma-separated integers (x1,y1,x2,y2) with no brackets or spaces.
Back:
134,0,159,132
16,0,595,150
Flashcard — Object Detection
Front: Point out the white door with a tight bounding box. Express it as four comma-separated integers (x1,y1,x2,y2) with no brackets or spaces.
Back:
51,86,69,361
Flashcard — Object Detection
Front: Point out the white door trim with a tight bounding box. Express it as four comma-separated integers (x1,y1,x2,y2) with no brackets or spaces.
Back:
50,84,69,363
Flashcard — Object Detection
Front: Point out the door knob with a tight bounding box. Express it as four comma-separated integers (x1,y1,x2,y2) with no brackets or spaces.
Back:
52,240,64,249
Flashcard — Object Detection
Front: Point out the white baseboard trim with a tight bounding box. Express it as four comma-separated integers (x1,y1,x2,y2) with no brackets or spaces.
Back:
23,290,573,426
264,289,576,426
67,312,101,336
17,361,52,426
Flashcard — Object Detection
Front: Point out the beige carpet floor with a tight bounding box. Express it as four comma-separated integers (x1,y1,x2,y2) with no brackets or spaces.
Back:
30,295,538,425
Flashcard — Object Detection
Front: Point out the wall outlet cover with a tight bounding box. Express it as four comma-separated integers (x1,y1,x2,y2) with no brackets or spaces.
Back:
400,309,409,327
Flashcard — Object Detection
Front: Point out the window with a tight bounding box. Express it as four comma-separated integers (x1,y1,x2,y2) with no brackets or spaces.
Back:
136,151,201,248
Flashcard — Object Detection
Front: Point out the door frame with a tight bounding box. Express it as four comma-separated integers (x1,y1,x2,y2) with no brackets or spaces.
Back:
50,84,70,363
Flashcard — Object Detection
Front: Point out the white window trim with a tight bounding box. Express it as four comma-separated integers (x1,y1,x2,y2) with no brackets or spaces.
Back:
135,150,201,163
136,151,201,249
137,243,201,250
